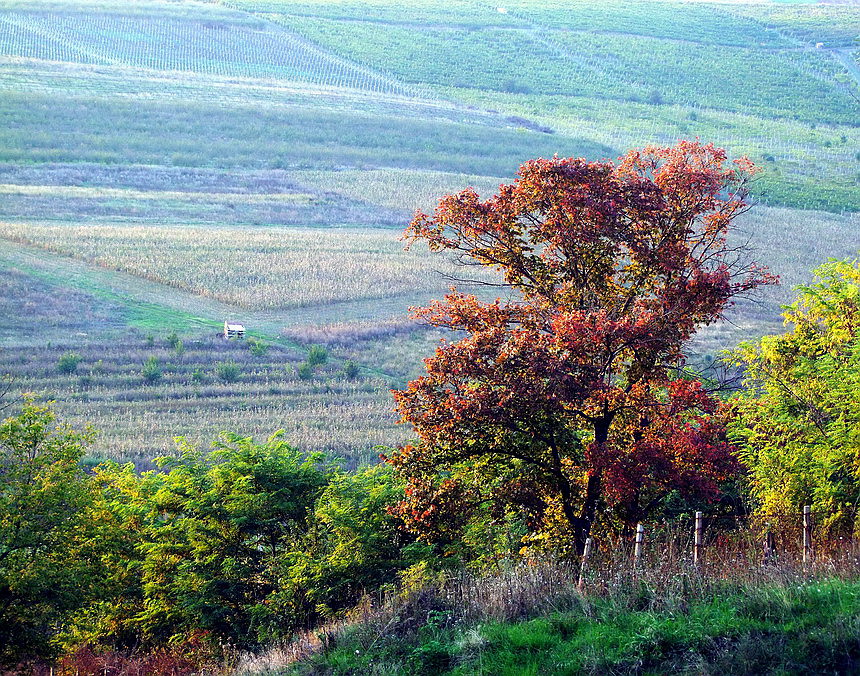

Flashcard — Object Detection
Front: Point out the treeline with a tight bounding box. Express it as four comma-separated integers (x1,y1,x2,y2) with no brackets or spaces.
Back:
0,409,417,670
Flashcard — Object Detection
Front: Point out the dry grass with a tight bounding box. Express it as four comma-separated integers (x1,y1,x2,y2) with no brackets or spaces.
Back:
1,202,855,357
1,335,408,467
238,517,860,674
0,222,496,310
0,183,316,203
290,168,505,214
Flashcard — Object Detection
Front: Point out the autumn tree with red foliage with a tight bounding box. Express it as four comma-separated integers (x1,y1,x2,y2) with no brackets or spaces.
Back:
388,141,775,556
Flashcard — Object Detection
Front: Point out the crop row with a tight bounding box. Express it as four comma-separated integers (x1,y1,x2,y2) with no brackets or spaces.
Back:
222,0,517,28
500,0,789,47
727,4,860,48
0,335,405,465
279,17,858,125
0,10,415,95
0,81,608,176
548,32,858,125
224,0,789,47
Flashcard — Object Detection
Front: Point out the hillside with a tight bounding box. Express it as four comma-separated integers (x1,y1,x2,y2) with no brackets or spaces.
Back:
0,0,858,463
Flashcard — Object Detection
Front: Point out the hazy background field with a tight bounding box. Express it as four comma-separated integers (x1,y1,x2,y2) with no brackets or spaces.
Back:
0,0,857,464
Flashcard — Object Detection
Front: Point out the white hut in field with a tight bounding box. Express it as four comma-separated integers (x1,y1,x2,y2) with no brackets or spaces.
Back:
224,321,245,340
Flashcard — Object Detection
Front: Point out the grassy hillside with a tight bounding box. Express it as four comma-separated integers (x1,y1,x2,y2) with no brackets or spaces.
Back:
245,564,860,676
288,582,860,675
0,0,857,464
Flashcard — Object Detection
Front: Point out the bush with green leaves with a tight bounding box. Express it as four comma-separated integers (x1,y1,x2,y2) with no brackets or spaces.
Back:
342,359,360,379
297,362,314,380
141,356,162,384
57,351,83,375
0,401,98,666
166,330,181,350
306,345,328,367
71,434,409,652
216,359,240,383
247,337,269,357
729,258,860,533
72,433,330,650
268,464,414,625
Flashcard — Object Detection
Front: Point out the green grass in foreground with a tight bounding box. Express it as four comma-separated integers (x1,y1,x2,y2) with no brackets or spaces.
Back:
290,579,860,675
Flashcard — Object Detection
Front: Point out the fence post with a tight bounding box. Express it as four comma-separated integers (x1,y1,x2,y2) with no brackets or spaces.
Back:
693,511,704,565
634,523,645,568
578,537,593,591
763,527,775,565
803,505,813,565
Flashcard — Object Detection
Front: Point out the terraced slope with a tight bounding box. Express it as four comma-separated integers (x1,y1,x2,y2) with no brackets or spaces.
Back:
0,7,418,95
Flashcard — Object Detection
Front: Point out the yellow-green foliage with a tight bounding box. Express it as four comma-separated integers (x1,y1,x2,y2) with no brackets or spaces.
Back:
0,401,97,664
0,402,414,665
729,258,860,532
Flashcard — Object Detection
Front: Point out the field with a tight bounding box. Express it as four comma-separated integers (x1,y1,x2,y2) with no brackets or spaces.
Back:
0,222,499,309
0,0,858,466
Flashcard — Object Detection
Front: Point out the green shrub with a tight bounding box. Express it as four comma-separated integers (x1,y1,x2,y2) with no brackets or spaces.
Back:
297,362,314,380
142,356,162,384
216,360,240,383
57,351,83,375
191,368,206,384
307,345,328,367
0,401,96,665
247,337,269,357
342,359,360,379
166,330,181,350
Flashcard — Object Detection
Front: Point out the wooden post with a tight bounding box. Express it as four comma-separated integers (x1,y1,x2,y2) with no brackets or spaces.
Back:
578,537,593,591
634,523,645,568
763,528,775,565
693,511,704,565
803,505,813,565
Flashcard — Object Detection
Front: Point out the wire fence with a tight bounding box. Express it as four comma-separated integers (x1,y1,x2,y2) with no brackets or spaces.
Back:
577,507,860,587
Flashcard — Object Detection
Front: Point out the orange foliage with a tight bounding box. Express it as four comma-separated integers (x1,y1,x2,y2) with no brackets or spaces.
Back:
389,142,775,556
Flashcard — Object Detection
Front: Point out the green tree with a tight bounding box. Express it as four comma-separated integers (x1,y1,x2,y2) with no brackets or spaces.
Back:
0,401,97,665
57,351,82,375
729,258,860,533
142,356,162,384
80,433,332,650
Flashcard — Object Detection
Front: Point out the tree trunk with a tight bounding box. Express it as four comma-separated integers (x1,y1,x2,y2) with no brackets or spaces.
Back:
570,415,611,554
573,473,601,554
